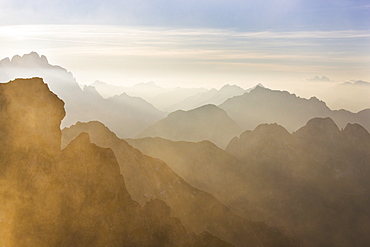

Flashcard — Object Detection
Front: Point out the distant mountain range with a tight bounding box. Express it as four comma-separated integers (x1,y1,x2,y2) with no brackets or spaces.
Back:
164,84,247,112
320,80,370,112
91,80,208,111
0,52,165,137
92,80,264,112
137,104,242,148
219,85,370,134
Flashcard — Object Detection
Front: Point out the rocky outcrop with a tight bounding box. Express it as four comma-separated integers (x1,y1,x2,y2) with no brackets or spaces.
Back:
0,78,65,154
0,78,231,247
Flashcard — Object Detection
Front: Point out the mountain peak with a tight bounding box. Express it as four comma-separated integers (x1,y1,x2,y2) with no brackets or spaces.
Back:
220,84,244,90
8,52,49,66
343,123,370,139
295,117,340,139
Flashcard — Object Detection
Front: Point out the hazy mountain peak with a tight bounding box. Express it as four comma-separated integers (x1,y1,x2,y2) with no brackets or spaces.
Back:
295,117,340,139
341,80,370,86
343,123,370,139
232,123,291,149
220,84,244,91
138,104,242,148
92,80,108,86
133,81,161,89
191,103,221,112
253,123,290,136
7,51,49,66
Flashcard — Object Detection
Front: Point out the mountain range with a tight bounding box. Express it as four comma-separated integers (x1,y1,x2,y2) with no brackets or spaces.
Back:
0,52,165,138
320,80,370,112
62,121,295,247
128,118,370,247
0,77,235,246
1,52,369,246
219,85,370,134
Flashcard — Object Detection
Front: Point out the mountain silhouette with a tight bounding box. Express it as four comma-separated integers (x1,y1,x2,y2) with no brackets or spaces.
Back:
126,137,251,216
165,84,246,112
320,80,370,112
225,118,370,247
0,52,165,137
138,104,242,148
0,77,233,247
129,118,370,246
219,85,370,133
62,121,296,247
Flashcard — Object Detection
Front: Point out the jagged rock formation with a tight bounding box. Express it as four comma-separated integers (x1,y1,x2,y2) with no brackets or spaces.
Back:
0,78,231,247
138,104,242,148
225,118,370,247
62,121,296,247
129,118,370,247
219,85,370,133
0,52,165,137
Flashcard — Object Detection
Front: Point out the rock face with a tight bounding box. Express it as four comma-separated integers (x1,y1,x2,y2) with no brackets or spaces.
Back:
219,85,370,133
62,121,296,247
138,104,242,148
0,78,65,154
0,78,231,247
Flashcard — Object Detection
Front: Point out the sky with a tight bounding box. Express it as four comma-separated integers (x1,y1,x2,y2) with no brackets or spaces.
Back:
0,0,369,94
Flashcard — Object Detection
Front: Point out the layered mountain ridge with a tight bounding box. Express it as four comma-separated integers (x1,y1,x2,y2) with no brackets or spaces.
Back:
0,77,232,247
62,121,295,247
129,118,370,247
0,52,165,138
138,104,242,148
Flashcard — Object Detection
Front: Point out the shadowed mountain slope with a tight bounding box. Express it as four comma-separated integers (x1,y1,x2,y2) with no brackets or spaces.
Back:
62,121,296,247
0,52,165,137
219,85,370,133
0,78,232,247
138,104,242,148
129,118,370,247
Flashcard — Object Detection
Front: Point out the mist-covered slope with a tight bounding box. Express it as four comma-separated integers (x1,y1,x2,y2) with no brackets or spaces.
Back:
165,84,246,112
129,118,370,247
62,121,296,247
0,77,232,247
92,80,208,111
320,80,370,112
0,52,165,137
138,104,242,148
219,85,370,133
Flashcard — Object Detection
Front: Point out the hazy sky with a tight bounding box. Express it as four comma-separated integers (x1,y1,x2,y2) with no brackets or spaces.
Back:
0,0,369,93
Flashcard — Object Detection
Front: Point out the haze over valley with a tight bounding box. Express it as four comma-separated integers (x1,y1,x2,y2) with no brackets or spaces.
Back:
0,0,369,246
